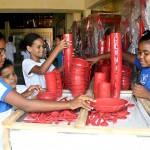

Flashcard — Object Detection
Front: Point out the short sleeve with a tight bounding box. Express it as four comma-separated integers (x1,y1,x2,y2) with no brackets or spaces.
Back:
22,59,36,76
48,64,55,72
0,79,13,102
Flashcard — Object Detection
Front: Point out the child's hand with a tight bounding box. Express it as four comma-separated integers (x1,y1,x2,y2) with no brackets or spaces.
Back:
86,56,100,66
56,38,72,52
27,85,43,93
132,84,150,100
58,65,64,72
68,95,95,111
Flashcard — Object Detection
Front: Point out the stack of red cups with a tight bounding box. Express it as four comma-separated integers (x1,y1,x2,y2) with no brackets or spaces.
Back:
94,72,106,99
97,40,105,72
103,35,110,65
110,33,122,98
121,65,132,90
43,72,57,99
62,34,74,89
44,70,63,98
70,58,91,98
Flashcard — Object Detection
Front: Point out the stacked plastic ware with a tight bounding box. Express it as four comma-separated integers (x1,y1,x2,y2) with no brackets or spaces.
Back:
97,40,105,72
121,65,132,90
45,70,63,97
63,34,74,89
70,58,91,98
53,70,63,97
37,72,58,101
93,72,106,99
110,33,122,98
103,35,110,65
44,72,57,96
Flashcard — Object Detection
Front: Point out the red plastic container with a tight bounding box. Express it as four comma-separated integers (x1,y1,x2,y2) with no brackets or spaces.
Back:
98,82,111,98
110,33,122,98
44,72,57,93
37,92,57,101
90,98,128,112
71,58,89,68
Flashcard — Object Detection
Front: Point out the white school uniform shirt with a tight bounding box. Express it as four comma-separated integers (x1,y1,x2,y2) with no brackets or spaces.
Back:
22,59,55,88
5,42,16,63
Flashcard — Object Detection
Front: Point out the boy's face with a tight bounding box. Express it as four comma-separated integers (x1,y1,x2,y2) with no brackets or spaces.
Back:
138,41,150,67
1,65,18,89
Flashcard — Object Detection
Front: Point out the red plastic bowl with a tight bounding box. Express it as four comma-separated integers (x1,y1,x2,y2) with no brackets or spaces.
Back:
37,92,57,101
90,98,128,113
122,65,132,75
71,58,89,68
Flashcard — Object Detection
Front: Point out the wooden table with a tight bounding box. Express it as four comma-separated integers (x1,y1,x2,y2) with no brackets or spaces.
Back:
2,89,150,150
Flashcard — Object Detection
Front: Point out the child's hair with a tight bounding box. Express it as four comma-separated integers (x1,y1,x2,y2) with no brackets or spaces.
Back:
56,35,62,40
8,36,13,42
0,59,13,75
138,30,150,44
19,33,43,51
0,32,5,41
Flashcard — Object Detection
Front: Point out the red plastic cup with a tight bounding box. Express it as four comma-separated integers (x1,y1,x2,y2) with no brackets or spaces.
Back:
63,34,73,41
44,72,57,93
94,72,106,98
98,82,111,98
98,41,105,54
101,65,111,82
110,33,122,98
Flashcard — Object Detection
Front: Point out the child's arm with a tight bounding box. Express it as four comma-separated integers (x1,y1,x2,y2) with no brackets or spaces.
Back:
5,91,95,112
21,85,43,98
86,52,136,66
30,38,71,75
132,84,150,100
56,65,64,72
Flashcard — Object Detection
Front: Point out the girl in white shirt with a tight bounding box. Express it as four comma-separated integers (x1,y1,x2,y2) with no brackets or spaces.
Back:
20,33,68,88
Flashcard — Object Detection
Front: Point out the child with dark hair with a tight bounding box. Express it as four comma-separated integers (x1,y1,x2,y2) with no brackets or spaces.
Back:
19,33,69,88
87,30,150,100
0,59,42,98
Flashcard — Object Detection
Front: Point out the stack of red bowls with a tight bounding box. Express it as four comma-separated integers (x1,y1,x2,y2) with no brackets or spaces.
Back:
121,65,132,90
63,34,74,89
70,58,91,98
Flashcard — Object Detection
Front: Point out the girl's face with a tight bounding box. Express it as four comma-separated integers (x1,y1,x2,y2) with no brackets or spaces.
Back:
28,38,45,61
1,66,18,89
138,41,150,67
0,39,6,68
